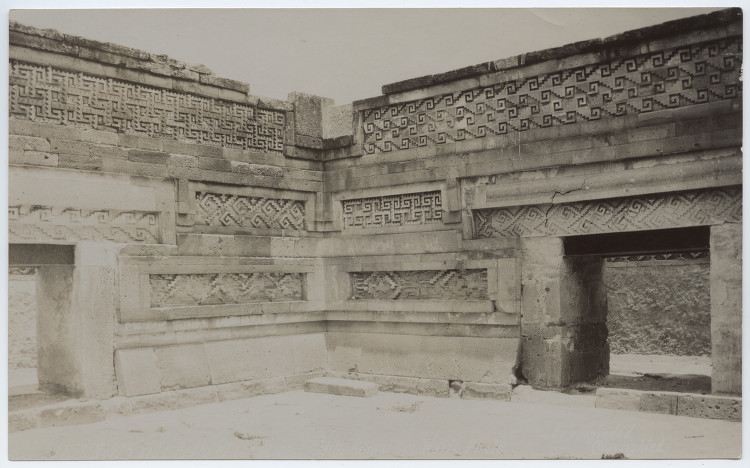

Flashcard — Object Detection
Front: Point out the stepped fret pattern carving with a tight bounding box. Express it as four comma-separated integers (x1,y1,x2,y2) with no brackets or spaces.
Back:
9,61,285,152
363,38,742,154
605,251,709,263
474,187,742,238
150,272,303,307
195,192,306,230
351,269,487,300
8,205,159,243
342,190,442,229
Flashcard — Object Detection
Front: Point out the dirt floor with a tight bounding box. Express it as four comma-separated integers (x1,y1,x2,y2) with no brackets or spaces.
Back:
585,354,713,394
8,389,741,460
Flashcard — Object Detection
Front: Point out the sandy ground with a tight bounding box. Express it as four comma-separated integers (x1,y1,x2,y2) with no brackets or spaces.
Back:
9,390,741,460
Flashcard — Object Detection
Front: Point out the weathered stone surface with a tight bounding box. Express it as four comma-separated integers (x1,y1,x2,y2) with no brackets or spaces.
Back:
710,223,742,395
9,412,39,433
677,394,742,421
604,258,710,356
462,382,512,401
114,348,162,397
304,377,378,397
215,377,288,401
595,388,642,411
639,392,678,415
39,402,105,427
154,344,212,390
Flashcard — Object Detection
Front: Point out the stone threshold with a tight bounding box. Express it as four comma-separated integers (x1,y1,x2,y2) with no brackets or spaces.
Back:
595,387,741,422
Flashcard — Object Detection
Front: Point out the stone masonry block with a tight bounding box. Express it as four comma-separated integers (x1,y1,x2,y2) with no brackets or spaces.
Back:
215,377,289,402
304,377,378,397
204,339,270,385
595,388,642,411
9,150,58,167
416,378,451,398
154,343,211,390
676,394,741,421
289,92,333,140
9,135,51,152
639,392,678,415
462,382,512,401
114,348,162,397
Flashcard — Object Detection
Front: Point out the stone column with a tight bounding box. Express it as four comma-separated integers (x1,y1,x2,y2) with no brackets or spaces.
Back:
37,242,120,399
520,237,608,389
710,223,742,395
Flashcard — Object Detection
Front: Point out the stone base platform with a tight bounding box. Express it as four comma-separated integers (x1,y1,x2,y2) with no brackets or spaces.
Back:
304,377,378,397
595,387,741,421
9,371,325,433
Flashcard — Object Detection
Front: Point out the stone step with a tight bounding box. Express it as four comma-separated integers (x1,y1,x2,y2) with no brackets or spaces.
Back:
9,385,73,412
595,387,741,421
304,377,378,398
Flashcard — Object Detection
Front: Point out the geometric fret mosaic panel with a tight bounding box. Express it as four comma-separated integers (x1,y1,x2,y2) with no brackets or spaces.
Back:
351,269,487,300
150,272,304,307
605,251,709,263
363,37,742,154
342,190,442,229
473,187,742,238
195,192,306,231
9,61,285,152
8,205,159,243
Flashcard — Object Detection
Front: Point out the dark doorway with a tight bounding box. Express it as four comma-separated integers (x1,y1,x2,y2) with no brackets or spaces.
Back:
8,244,76,410
563,227,712,393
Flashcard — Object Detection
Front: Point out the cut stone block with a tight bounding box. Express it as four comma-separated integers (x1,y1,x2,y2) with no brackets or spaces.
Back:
462,382,512,401
677,394,742,421
639,392,678,415
595,388,642,411
304,377,378,397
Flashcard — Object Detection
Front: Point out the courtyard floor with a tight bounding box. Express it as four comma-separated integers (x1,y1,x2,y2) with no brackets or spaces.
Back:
8,388,741,460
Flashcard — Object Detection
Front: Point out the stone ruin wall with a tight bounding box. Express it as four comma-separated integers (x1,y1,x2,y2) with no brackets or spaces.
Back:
7,8,743,398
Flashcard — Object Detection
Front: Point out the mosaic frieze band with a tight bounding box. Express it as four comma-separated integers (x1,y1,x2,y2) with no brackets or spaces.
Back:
604,251,709,263
150,272,303,307
474,187,741,238
195,192,306,231
8,205,159,243
363,37,741,154
351,269,488,300
342,190,442,229
9,61,285,152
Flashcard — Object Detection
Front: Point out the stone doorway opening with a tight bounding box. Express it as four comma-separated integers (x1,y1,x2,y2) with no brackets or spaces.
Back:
564,226,712,394
8,244,77,410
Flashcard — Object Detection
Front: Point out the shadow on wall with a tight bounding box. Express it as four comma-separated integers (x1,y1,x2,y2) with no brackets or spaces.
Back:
8,268,38,379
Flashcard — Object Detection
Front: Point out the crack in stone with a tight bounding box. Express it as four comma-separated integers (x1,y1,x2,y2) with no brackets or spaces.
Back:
544,178,589,230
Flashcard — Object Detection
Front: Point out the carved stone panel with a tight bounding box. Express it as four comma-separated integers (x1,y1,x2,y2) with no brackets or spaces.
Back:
474,187,742,238
150,272,304,307
8,205,159,243
9,61,285,152
351,269,487,300
342,190,442,229
195,192,306,231
363,38,741,154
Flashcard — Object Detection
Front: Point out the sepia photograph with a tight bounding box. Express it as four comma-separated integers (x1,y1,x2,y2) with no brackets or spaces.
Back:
3,1,744,462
